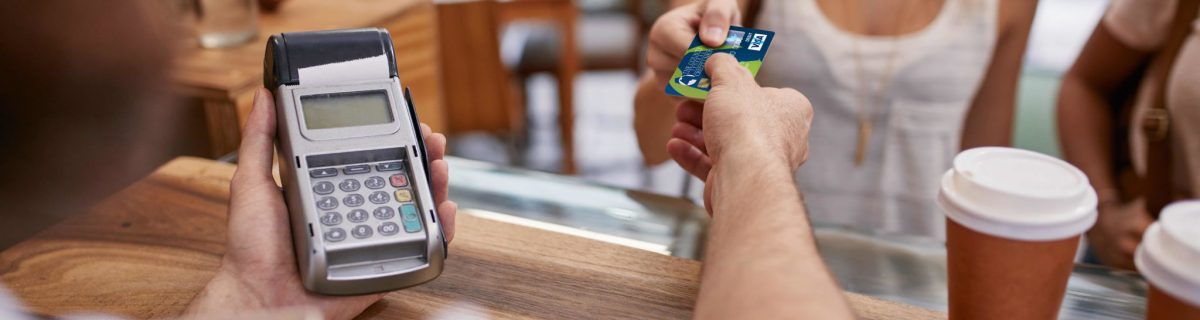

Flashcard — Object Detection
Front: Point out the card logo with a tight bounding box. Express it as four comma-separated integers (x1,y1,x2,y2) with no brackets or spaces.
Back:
748,34,767,51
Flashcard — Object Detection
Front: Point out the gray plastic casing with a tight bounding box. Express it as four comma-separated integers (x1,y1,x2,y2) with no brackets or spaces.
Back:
273,77,445,295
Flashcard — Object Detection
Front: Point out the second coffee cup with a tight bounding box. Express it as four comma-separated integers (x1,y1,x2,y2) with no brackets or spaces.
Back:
1136,200,1200,320
938,147,1097,320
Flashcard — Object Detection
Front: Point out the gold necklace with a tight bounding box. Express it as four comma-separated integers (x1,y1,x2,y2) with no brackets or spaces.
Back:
848,0,917,167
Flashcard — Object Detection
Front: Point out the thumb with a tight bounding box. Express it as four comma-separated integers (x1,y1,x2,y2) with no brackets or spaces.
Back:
699,1,739,47
232,88,278,190
705,53,753,89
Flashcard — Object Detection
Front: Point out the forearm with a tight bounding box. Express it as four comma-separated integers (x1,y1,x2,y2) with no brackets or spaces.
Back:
1057,72,1118,196
694,153,852,319
961,0,1036,149
634,71,682,165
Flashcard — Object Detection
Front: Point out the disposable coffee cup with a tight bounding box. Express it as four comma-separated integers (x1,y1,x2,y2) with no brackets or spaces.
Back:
1136,201,1200,320
938,147,1097,320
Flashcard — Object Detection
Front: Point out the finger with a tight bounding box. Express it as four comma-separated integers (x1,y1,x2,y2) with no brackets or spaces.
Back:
233,88,278,188
699,1,739,47
648,10,700,69
427,132,447,162
705,53,754,89
430,159,450,205
438,200,458,243
671,122,706,154
418,122,447,161
420,123,432,140
646,46,682,77
667,138,712,181
675,100,704,128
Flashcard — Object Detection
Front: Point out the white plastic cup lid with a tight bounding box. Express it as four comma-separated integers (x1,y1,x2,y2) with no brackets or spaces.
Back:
938,147,1098,241
1136,200,1200,307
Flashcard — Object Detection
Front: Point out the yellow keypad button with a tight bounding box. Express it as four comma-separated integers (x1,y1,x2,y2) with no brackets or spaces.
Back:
394,189,413,202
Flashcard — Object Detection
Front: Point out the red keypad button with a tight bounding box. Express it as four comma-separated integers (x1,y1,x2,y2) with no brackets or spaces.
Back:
389,174,409,187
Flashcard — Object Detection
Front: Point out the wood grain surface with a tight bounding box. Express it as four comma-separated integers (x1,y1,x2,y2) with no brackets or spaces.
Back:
0,157,943,319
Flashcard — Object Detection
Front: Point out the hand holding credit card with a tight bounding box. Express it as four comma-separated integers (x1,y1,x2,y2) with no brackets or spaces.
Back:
665,26,775,100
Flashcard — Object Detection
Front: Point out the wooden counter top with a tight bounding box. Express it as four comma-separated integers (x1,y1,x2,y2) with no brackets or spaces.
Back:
0,157,942,319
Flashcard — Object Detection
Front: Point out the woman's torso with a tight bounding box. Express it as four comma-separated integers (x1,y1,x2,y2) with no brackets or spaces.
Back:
755,0,998,239
1108,0,1200,199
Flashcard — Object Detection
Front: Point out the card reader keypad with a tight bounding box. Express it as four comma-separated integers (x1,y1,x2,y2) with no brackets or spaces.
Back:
308,161,424,245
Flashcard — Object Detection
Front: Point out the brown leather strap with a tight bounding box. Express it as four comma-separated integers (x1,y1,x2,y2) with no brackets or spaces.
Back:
1144,0,1198,217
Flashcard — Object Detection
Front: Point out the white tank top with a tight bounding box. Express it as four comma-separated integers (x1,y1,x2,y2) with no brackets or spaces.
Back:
755,0,998,240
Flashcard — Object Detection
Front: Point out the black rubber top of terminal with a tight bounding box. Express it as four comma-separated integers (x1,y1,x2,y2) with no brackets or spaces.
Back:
263,28,398,89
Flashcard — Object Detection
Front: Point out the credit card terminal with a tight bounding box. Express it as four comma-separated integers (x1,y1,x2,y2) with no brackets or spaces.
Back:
264,28,446,295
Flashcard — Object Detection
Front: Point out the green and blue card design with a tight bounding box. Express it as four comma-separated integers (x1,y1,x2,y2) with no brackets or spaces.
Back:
665,26,775,100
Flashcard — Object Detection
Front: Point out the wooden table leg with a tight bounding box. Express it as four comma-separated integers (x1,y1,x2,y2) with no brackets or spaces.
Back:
203,98,242,158
555,1,579,174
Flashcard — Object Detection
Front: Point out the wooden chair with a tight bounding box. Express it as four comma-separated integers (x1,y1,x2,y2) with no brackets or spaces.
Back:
436,0,580,173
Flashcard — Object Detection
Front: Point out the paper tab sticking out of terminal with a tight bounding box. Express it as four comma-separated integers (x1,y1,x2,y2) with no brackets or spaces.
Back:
298,54,391,86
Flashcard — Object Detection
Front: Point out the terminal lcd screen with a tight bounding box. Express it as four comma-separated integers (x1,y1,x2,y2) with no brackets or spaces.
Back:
301,90,394,129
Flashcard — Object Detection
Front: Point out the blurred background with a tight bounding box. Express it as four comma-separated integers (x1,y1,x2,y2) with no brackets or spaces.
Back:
1,1,1157,316
0,0,1114,252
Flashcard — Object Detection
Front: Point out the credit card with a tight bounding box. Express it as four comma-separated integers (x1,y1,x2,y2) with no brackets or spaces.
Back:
665,26,775,100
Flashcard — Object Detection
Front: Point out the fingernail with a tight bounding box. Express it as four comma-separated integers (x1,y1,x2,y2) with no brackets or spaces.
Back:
705,27,724,39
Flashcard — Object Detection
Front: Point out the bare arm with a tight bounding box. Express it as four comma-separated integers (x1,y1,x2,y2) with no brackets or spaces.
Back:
1056,10,1154,269
1057,14,1150,199
695,152,853,319
960,0,1037,148
669,54,853,319
635,0,753,165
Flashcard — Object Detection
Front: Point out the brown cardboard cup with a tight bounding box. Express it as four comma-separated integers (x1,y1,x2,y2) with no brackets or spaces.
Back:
938,148,1097,320
1136,201,1200,320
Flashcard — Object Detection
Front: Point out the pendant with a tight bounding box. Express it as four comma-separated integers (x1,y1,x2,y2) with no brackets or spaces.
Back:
855,117,872,167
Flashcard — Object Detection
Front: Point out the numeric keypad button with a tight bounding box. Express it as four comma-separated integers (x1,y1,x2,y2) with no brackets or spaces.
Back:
316,196,338,210
319,212,342,226
339,179,361,192
312,181,335,195
324,227,346,242
373,207,395,220
347,209,369,223
369,191,390,204
309,168,338,178
364,176,386,189
376,161,403,172
351,225,373,239
389,174,409,187
394,189,413,202
343,194,365,207
343,165,370,175
378,222,400,236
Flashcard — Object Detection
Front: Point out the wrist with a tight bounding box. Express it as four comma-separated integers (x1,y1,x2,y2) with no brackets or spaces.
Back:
715,140,793,172
184,266,268,316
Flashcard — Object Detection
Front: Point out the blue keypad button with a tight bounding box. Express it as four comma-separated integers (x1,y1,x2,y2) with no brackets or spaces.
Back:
400,204,422,233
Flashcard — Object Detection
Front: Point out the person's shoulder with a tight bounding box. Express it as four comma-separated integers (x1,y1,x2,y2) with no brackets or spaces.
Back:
1102,0,1176,51
995,0,1037,36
